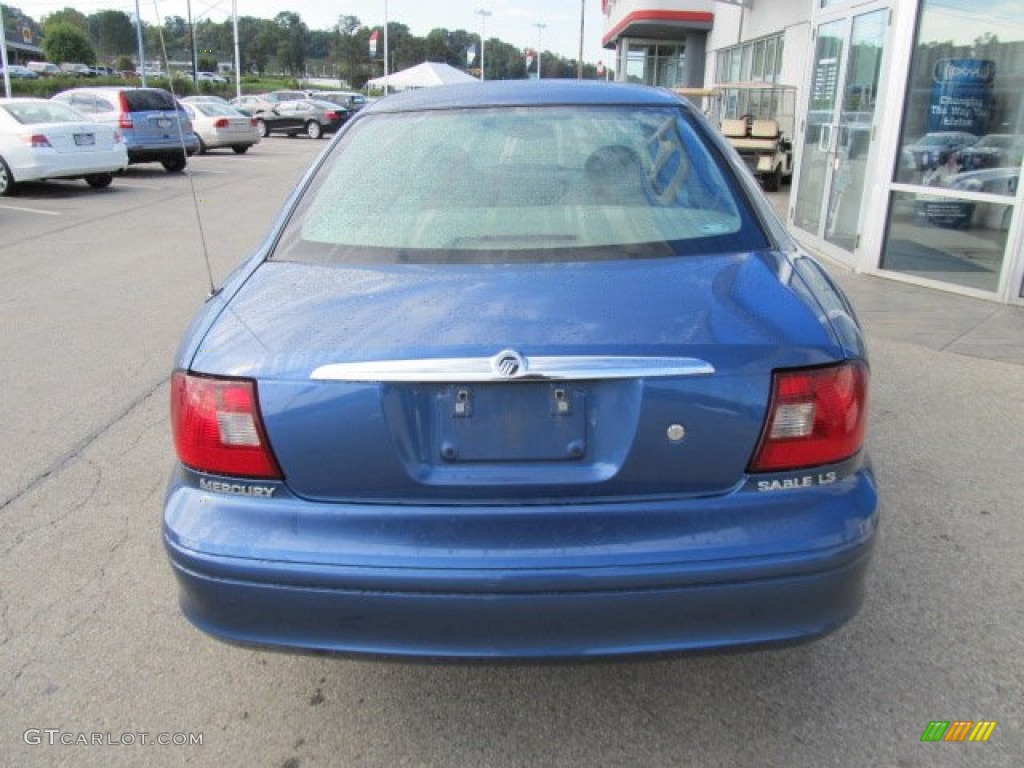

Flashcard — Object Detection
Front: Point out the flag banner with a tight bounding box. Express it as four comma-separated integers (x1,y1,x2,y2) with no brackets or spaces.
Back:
369,30,379,57
467,44,477,65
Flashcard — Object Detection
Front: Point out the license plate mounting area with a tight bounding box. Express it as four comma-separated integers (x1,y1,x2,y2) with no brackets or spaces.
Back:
437,383,586,462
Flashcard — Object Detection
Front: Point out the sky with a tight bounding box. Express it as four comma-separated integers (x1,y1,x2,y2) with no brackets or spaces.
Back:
921,0,1024,45
18,1,610,64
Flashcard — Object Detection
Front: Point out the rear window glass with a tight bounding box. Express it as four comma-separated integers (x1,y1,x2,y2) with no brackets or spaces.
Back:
273,104,769,264
2,101,84,124
122,89,177,112
196,102,241,117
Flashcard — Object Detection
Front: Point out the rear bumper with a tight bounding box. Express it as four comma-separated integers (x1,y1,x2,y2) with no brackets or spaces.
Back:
164,461,878,659
10,150,128,181
203,132,260,149
126,137,199,162
169,545,872,659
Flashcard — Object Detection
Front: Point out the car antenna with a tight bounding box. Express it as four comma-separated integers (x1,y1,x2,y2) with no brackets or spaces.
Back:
150,0,219,298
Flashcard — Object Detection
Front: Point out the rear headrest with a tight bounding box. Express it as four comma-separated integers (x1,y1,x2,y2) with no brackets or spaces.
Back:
751,119,780,138
721,118,748,138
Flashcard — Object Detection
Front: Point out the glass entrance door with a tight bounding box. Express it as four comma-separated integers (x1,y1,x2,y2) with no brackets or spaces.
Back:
793,8,889,260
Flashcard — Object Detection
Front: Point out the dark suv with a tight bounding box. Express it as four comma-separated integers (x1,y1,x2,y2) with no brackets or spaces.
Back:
52,87,199,172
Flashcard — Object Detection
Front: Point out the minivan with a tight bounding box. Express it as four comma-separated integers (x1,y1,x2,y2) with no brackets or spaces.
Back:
52,87,199,172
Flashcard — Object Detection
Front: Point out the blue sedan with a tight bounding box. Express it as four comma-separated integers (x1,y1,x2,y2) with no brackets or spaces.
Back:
165,81,877,659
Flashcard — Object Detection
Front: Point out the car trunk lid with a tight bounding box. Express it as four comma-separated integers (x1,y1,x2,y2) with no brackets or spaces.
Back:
190,254,841,502
34,123,117,154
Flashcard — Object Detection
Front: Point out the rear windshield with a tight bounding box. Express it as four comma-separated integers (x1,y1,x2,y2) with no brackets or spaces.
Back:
2,101,83,124
273,104,769,264
195,102,242,117
122,89,177,112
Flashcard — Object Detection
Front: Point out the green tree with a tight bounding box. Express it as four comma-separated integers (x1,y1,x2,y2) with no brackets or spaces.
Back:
386,22,421,71
41,7,88,34
330,18,368,88
424,29,451,63
194,18,227,66
308,29,331,60
274,12,308,75
228,17,271,75
160,15,188,60
250,23,278,75
42,21,95,64
87,10,136,58
485,39,527,80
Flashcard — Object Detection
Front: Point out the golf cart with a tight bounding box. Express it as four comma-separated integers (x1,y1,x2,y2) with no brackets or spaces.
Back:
715,83,797,192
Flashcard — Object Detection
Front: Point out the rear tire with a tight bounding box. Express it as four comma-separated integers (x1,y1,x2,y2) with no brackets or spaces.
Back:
306,120,323,139
0,156,16,196
197,137,208,155
85,173,113,189
162,155,187,173
231,145,249,155
762,167,782,192
256,119,268,138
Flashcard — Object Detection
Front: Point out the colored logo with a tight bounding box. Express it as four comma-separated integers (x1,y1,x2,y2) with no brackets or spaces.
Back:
932,59,996,85
920,721,997,742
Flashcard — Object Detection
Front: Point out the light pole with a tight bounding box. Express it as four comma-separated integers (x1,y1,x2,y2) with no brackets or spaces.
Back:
383,0,389,92
1,6,11,98
134,0,146,87
532,23,546,80
186,0,198,84
232,0,241,100
475,9,491,81
577,0,585,79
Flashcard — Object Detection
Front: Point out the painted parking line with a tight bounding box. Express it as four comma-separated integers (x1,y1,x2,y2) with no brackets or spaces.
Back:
0,204,60,216
114,182,166,190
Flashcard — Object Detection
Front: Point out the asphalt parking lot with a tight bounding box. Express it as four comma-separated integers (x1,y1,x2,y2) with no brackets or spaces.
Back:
1,136,1021,767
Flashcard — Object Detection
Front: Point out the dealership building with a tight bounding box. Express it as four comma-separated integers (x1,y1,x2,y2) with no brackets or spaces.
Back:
603,0,1024,305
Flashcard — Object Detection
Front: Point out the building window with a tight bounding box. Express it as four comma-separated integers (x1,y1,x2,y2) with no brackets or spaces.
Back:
716,33,784,86
716,33,786,119
751,40,766,81
625,43,686,88
881,0,1024,292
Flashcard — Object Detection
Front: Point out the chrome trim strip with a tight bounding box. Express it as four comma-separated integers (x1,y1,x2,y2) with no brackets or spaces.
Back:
311,356,714,382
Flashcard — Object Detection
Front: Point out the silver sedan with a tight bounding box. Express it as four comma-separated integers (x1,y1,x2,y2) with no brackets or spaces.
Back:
180,101,260,155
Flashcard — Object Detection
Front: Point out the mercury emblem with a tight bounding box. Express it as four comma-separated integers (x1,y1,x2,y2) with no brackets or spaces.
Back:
491,349,527,378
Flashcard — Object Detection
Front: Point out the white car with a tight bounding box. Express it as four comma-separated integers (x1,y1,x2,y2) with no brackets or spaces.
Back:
180,100,260,154
26,61,60,77
196,71,228,84
0,97,128,195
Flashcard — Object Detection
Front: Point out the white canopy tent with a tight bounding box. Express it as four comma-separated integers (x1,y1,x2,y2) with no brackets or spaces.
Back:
367,62,478,92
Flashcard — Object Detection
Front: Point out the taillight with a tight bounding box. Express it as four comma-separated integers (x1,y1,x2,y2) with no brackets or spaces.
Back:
25,134,52,147
171,372,282,479
249,117,258,127
213,118,229,128
325,111,338,121
117,92,133,128
748,361,868,472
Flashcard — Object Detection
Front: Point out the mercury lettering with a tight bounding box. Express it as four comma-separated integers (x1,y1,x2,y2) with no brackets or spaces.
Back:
198,478,276,497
